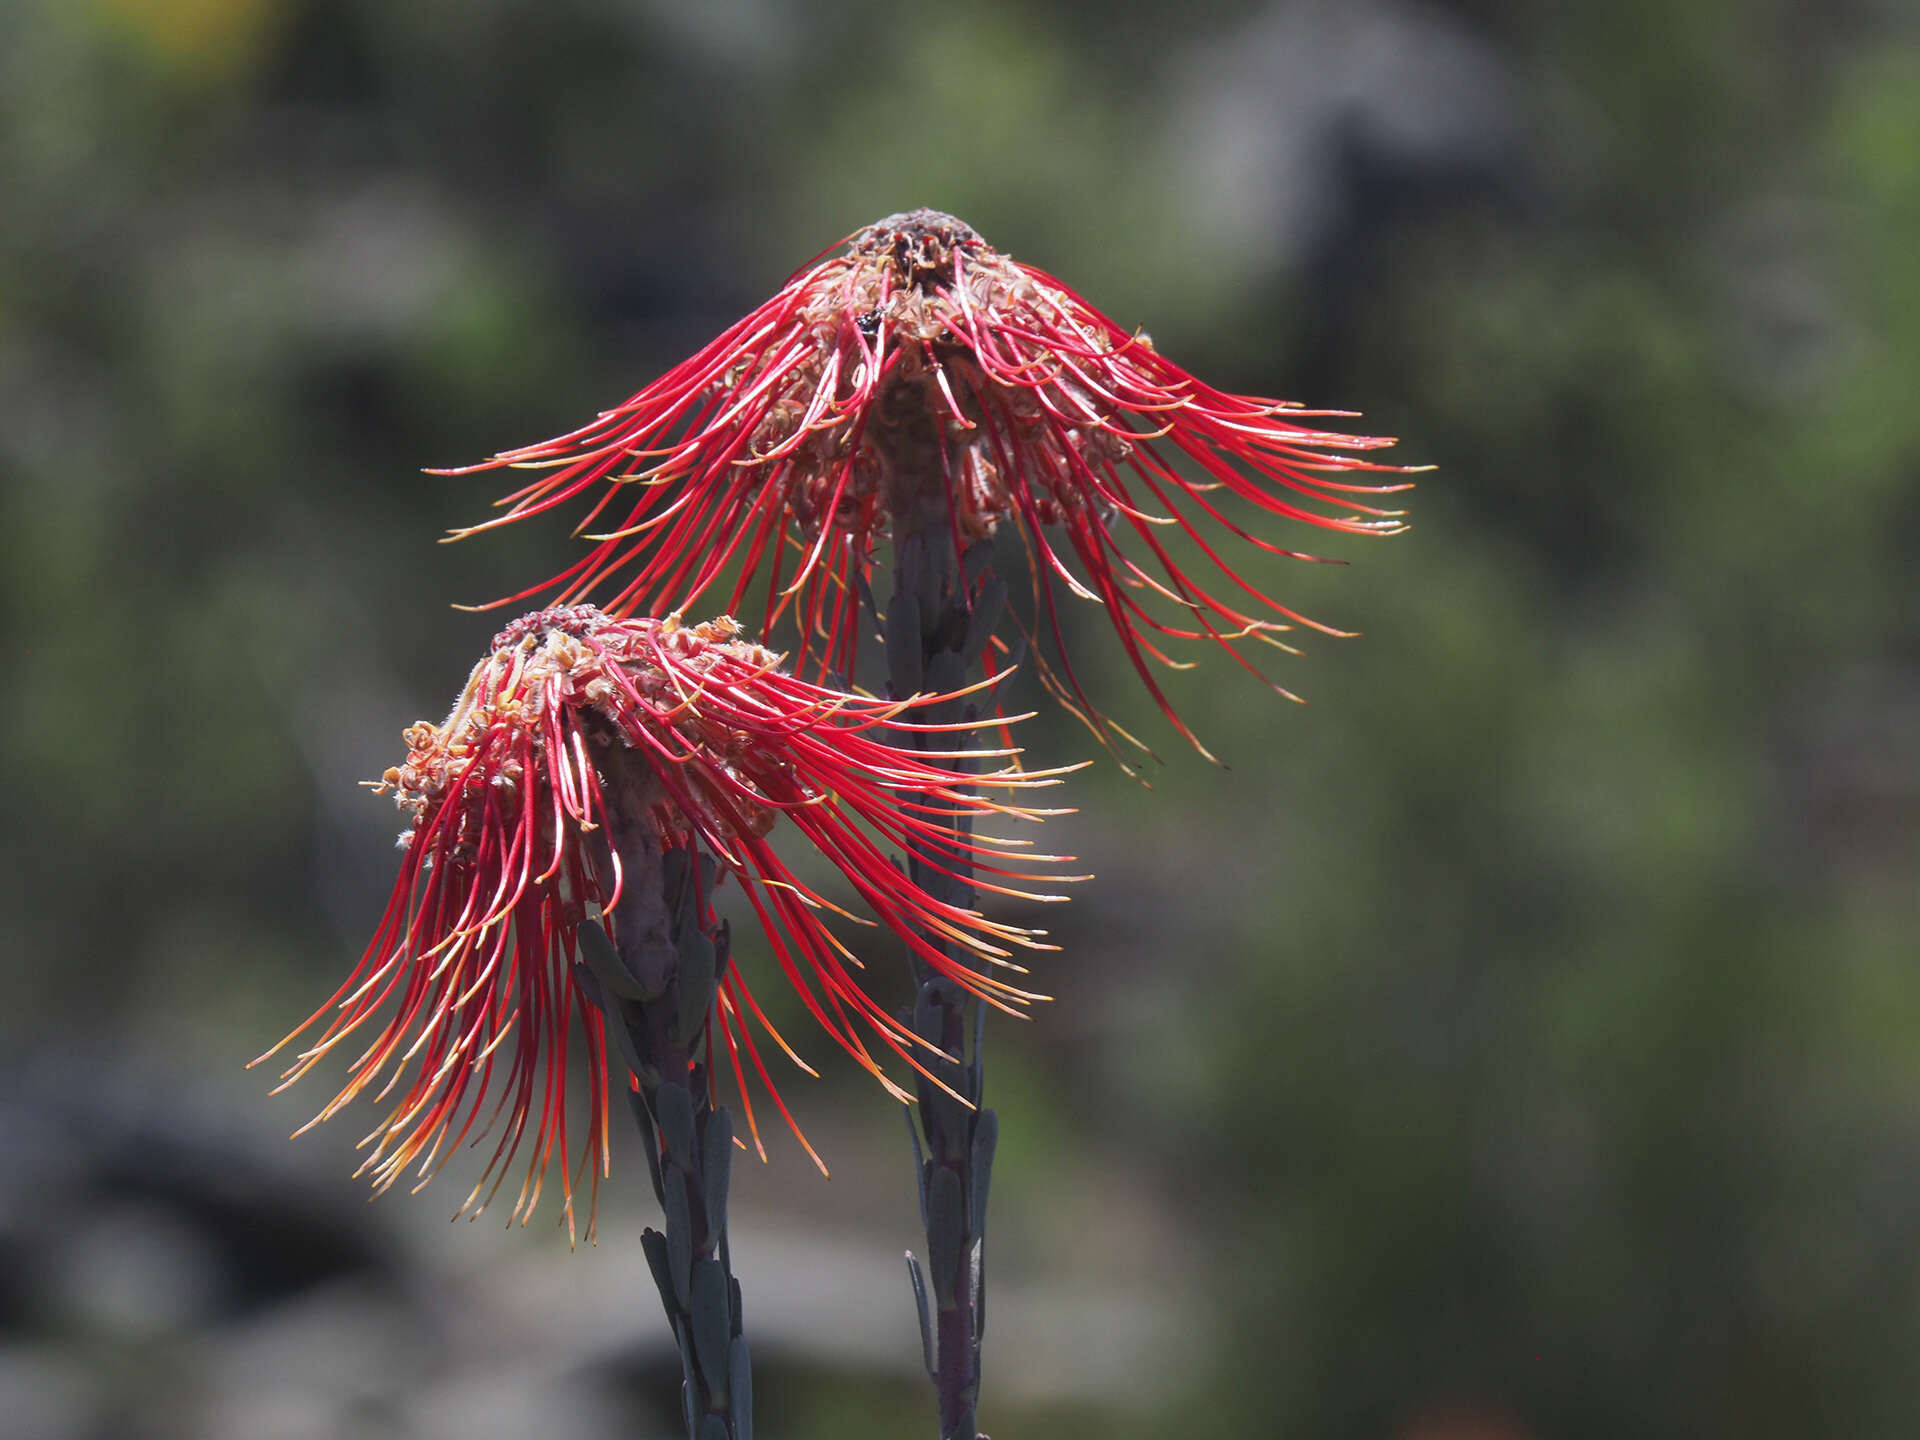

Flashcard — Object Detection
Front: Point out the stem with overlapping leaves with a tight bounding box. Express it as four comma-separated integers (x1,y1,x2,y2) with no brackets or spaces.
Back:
875,373,1010,1440
575,753,752,1440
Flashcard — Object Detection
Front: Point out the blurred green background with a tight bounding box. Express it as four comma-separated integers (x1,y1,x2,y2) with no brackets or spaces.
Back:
5,0,1920,1436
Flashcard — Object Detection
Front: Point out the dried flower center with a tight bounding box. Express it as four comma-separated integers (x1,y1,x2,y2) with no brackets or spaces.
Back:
489,603,602,651
849,208,983,290
378,608,785,858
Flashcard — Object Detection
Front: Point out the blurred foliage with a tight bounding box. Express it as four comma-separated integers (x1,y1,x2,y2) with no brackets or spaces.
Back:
4,1,1919,1438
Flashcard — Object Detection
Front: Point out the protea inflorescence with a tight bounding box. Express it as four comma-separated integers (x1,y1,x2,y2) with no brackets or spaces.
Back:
264,210,1414,1440
255,606,1073,1245
443,209,1415,764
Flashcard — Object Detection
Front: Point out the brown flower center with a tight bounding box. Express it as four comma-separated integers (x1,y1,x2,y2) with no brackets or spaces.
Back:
849,209,983,290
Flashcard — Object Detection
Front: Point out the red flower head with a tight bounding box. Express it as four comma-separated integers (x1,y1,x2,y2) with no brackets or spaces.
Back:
443,210,1417,765
254,606,1075,1242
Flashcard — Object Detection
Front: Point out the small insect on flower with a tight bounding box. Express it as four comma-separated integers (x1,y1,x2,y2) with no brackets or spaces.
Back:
439,209,1420,766
253,606,1080,1244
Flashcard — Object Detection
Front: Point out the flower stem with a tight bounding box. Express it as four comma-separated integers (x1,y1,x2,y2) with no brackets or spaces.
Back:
577,776,753,1440
882,417,1003,1439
